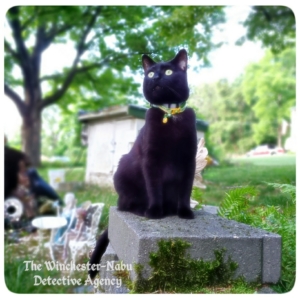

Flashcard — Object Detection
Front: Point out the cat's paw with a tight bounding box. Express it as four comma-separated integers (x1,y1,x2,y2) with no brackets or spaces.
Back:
178,207,194,219
145,206,164,219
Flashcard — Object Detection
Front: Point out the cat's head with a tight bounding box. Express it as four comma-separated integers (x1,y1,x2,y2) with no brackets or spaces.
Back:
142,49,189,105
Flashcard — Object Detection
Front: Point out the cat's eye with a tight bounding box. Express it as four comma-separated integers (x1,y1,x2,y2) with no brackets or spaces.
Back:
165,69,173,76
148,72,154,78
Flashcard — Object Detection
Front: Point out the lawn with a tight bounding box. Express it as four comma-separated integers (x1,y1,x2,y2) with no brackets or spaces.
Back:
37,154,296,211
201,154,296,208
5,154,296,294
232,154,296,166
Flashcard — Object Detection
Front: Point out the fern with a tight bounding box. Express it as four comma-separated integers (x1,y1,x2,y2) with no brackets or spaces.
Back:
218,183,296,293
264,182,296,203
218,186,257,224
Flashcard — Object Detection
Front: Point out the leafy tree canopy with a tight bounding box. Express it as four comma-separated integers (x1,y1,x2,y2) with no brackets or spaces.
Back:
237,6,295,54
4,6,226,165
5,6,226,113
242,47,296,146
190,78,255,156
190,46,295,155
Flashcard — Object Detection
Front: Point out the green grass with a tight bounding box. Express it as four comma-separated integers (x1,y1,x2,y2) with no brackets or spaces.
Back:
193,154,296,293
4,238,88,293
232,154,296,166
37,166,85,183
217,183,296,293
6,155,294,294
5,166,117,294
201,155,296,208
37,154,296,232
38,154,295,208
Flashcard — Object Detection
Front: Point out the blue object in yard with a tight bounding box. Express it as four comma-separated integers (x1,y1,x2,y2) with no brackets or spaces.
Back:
27,168,63,205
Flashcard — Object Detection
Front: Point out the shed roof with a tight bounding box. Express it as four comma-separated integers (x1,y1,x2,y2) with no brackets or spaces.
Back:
78,104,209,132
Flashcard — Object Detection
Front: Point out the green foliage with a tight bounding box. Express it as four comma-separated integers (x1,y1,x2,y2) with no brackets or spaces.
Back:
5,6,226,110
5,5,226,164
4,236,93,294
264,182,296,203
41,105,86,163
4,245,73,293
191,186,204,208
218,186,257,223
201,155,295,210
155,6,225,67
190,77,256,156
218,183,296,293
242,48,295,146
190,46,295,155
240,6,295,54
121,239,252,293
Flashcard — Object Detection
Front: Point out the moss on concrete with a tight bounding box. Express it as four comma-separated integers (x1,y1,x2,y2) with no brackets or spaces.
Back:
115,239,259,293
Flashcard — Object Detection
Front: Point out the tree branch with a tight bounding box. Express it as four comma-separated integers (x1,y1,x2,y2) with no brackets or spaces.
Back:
40,7,103,110
4,39,19,60
47,23,74,42
7,7,30,68
5,83,27,117
40,58,112,82
259,7,272,22
21,12,37,31
76,6,102,54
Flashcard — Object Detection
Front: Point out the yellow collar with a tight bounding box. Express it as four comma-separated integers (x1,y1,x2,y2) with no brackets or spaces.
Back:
151,102,187,123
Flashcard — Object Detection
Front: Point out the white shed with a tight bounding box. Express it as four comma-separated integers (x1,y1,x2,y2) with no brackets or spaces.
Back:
78,105,208,187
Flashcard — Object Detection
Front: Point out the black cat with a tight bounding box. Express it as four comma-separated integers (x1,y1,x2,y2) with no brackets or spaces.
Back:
89,49,197,278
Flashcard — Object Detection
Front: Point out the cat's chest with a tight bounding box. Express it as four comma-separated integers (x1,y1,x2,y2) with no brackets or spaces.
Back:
158,115,189,140
143,107,197,149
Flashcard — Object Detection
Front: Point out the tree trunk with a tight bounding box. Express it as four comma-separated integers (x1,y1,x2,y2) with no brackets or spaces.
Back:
22,108,42,167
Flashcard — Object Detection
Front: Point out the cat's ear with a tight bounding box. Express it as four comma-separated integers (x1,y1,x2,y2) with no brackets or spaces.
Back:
172,49,188,71
142,55,156,72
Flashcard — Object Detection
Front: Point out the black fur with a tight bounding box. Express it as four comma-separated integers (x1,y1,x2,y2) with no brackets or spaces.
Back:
89,49,197,278
89,229,109,279
4,146,28,199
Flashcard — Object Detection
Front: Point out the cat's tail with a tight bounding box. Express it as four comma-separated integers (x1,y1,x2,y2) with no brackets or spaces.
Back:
88,228,109,279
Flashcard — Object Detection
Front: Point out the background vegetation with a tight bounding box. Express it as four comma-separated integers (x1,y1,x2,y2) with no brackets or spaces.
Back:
5,5,295,164
6,154,294,293
4,5,296,294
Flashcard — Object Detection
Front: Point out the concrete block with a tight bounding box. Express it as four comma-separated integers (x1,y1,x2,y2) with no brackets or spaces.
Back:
262,235,282,283
201,205,219,215
96,243,129,294
108,207,281,284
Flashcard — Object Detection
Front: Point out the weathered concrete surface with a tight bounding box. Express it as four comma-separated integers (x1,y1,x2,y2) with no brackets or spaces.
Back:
201,204,219,215
108,207,281,284
97,243,129,294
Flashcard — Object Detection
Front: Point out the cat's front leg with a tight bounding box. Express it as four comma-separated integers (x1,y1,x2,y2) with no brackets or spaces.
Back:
144,184,164,219
177,161,195,219
145,203,164,219
178,204,194,219
142,162,164,219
